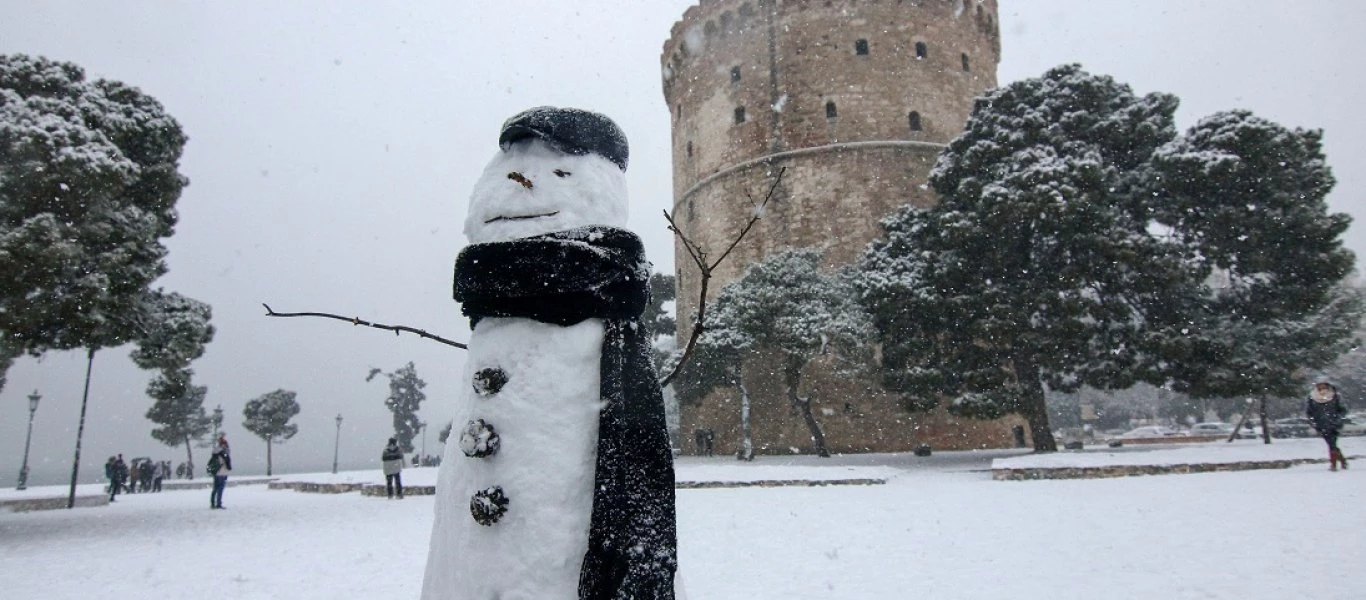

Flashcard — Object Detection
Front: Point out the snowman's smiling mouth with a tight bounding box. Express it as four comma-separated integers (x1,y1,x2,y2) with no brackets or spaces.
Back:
484,211,560,224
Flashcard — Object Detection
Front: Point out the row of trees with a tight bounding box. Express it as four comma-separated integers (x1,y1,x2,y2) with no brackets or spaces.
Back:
674,64,1359,454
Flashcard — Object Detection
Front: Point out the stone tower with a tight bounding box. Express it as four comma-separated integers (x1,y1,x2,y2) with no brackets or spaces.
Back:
663,0,1028,455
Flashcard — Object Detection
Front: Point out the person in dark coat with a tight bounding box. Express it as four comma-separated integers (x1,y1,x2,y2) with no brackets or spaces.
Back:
208,433,233,508
1307,381,1350,471
382,437,405,499
105,456,120,502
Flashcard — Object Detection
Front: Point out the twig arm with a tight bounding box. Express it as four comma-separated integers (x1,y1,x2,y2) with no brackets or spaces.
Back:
262,304,468,350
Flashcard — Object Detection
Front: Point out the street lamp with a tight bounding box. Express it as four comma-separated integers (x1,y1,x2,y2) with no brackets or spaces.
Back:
16,390,40,490
420,421,428,467
332,414,343,474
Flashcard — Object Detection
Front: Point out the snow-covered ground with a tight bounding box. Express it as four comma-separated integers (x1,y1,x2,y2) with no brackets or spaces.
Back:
1,441,1362,599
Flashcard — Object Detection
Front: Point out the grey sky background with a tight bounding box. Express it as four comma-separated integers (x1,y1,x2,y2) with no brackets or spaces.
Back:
1,1,1362,485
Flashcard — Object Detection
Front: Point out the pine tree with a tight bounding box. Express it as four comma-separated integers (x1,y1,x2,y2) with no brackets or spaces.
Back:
0,54,204,504
242,389,301,476
145,368,212,476
1147,110,1361,407
858,64,1184,452
366,362,427,453
701,249,873,457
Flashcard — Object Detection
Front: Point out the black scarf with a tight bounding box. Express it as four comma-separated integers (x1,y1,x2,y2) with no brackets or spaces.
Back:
454,226,677,600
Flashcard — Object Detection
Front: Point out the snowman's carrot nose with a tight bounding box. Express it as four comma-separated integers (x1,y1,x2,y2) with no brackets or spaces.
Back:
507,172,534,189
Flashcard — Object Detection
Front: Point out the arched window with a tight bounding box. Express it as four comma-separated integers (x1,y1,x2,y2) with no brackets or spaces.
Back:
961,53,970,72
734,106,746,124
915,42,928,59
826,101,838,119
686,141,693,158
909,111,922,132
731,66,741,83
855,39,869,55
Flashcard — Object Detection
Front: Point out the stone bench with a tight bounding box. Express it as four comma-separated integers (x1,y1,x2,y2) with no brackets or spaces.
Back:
0,494,109,512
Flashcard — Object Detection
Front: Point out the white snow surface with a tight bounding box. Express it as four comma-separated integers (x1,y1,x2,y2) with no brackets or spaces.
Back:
463,138,628,244
3,444,1364,600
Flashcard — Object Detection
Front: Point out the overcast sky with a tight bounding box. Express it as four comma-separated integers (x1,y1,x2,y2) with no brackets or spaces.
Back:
2,1,1363,486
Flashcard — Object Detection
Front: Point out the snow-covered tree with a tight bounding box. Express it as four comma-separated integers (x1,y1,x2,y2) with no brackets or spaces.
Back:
702,249,873,458
145,368,212,477
1147,110,1361,406
366,362,427,454
0,54,203,504
858,64,1185,452
242,389,301,476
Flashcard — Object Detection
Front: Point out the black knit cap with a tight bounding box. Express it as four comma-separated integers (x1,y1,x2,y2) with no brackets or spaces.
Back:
498,106,629,171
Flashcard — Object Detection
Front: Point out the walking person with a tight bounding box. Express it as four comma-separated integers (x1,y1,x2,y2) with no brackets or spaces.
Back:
105,456,120,502
382,438,405,499
152,460,165,492
1307,381,1350,471
114,454,130,495
208,433,232,509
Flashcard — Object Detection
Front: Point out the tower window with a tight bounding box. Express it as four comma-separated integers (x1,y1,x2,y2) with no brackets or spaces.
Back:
826,101,838,119
915,42,928,60
686,141,693,158
734,106,746,124
855,39,869,55
909,111,922,132
962,53,970,72
731,66,741,83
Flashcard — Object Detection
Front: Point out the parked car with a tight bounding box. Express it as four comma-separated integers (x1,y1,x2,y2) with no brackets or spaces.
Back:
1189,422,1238,438
1272,417,1316,439
1339,417,1366,437
1118,425,1180,439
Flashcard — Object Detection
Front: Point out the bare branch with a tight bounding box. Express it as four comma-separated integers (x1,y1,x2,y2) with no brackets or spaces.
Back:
262,304,467,350
710,167,785,270
659,167,786,387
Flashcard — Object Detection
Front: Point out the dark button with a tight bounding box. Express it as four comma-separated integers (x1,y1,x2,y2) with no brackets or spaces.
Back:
473,368,508,396
459,419,500,458
471,486,509,525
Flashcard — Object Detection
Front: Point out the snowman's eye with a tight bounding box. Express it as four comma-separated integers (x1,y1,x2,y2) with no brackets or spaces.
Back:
554,169,572,178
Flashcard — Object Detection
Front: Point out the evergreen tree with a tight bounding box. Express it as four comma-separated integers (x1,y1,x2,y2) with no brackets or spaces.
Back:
1147,110,1361,406
242,389,301,476
134,290,214,476
366,362,427,453
858,64,1184,452
145,368,212,476
704,249,873,457
0,54,202,503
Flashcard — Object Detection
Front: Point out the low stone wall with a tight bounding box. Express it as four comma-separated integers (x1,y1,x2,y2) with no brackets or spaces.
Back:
163,477,274,491
1,494,109,512
268,481,367,494
359,484,437,497
993,455,1359,481
677,478,886,489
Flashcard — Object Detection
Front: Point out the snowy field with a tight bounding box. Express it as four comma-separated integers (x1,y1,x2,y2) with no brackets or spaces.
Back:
1,439,1363,600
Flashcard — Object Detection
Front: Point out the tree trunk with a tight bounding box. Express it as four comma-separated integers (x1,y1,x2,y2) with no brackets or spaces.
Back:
66,349,97,509
1016,355,1058,453
737,370,754,462
183,434,195,480
784,360,829,457
1259,397,1272,445
266,436,273,476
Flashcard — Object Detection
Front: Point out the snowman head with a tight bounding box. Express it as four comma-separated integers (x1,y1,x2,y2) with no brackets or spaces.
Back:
464,107,630,244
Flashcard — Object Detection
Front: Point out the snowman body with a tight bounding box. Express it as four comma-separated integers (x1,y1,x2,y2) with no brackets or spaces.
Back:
421,128,632,600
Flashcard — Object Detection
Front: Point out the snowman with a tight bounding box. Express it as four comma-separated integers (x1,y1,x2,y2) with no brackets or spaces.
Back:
420,107,678,600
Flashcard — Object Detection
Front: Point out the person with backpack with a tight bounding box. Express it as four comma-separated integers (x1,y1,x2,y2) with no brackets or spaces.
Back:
381,438,405,499
1307,381,1350,471
208,433,232,509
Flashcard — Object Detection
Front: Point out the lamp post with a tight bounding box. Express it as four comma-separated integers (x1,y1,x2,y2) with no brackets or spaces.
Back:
420,422,428,467
332,414,343,474
16,390,40,490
